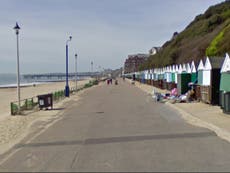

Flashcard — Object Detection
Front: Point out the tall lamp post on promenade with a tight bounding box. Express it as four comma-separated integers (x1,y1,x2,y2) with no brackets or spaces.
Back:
65,36,72,97
13,22,21,114
91,61,93,76
75,53,78,92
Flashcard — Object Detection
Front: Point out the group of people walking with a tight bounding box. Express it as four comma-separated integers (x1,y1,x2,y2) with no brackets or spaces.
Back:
107,78,118,85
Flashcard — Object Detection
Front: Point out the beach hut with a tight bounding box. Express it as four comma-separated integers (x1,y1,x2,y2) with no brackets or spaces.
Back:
175,65,179,84
200,57,224,105
135,72,140,81
177,64,191,95
140,71,145,83
146,70,150,85
190,60,201,100
220,53,230,112
171,65,176,83
157,68,164,89
220,54,230,91
154,68,159,87
197,59,204,85
178,64,183,74
190,61,197,83
143,70,148,84
149,69,153,85
170,65,177,89
182,63,187,73
166,66,173,90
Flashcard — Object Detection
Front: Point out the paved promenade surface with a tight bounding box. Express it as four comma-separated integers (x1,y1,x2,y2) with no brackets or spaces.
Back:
1,79,230,172
133,80,230,144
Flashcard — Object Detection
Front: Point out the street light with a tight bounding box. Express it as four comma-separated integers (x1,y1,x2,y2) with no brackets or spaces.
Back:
13,22,21,114
65,36,72,97
75,53,77,92
91,61,93,75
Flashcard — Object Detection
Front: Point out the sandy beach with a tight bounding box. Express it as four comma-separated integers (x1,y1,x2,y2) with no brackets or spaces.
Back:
0,78,98,154
0,79,91,120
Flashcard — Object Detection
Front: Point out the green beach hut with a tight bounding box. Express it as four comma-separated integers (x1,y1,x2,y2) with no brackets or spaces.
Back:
220,53,230,111
220,53,230,91
201,56,224,105
177,64,191,95
190,61,197,83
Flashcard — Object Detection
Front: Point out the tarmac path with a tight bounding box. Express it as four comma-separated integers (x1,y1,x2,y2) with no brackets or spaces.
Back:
1,79,230,172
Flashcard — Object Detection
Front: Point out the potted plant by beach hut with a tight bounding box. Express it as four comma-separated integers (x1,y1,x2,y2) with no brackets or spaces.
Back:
177,64,191,95
200,57,224,105
220,53,230,112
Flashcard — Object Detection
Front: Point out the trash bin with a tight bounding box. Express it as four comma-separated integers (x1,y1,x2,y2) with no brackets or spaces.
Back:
223,92,230,114
37,93,53,110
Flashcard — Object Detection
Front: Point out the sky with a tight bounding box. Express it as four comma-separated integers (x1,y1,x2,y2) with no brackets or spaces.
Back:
0,0,225,74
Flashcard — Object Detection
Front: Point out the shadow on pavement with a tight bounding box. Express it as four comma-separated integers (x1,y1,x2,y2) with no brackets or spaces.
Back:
15,131,216,149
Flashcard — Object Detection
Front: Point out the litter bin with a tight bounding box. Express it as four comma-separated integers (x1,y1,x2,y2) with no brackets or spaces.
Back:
223,92,230,114
37,93,53,110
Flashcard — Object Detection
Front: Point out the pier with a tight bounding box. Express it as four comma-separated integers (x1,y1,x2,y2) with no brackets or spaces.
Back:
23,72,101,80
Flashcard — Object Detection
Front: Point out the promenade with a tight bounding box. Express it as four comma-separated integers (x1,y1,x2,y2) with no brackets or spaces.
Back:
1,79,230,171
133,80,230,144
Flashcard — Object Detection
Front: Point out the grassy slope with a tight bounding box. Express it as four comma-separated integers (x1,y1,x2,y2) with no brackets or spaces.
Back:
140,1,230,70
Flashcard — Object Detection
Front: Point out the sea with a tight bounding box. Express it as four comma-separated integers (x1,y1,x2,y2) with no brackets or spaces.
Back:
0,73,86,88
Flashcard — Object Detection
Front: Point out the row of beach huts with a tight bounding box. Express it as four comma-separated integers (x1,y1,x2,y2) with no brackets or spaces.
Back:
124,53,230,114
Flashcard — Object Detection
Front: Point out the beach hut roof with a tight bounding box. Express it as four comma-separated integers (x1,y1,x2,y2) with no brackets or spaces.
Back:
221,53,230,73
198,59,204,70
172,65,175,72
169,66,172,72
208,56,225,69
187,63,192,73
175,64,179,72
204,57,212,70
178,64,183,73
191,61,197,73
182,64,187,72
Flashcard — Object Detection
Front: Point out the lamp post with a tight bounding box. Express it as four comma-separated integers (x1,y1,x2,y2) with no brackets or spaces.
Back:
65,36,72,97
13,22,21,114
91,61,93,76
75,53,77,92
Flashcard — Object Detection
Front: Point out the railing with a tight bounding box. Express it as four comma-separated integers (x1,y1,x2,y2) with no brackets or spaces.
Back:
10,80,99,115
11,97,38,115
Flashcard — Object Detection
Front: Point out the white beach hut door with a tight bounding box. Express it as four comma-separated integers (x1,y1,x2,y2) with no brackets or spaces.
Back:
203,70,211,86
203,57,212,86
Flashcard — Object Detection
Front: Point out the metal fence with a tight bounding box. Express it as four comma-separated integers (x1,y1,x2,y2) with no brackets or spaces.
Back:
11,97,38,115
10,80,99,115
